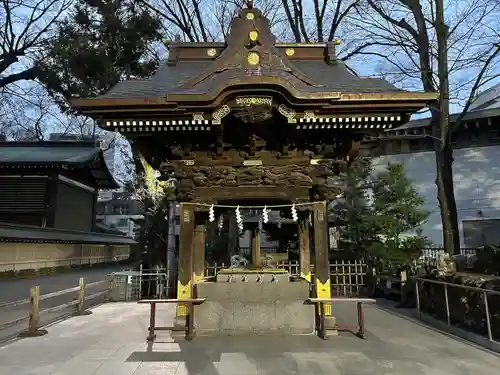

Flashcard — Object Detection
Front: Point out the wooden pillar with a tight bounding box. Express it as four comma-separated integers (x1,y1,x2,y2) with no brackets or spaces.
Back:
192,213,206,284
298,213,311,282
44,173,59,228
313,201,331,316
251,226,261,268
176,203,195,317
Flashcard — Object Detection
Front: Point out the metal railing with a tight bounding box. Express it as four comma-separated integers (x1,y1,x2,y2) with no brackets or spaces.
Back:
414,277,500,344
0,278,110,336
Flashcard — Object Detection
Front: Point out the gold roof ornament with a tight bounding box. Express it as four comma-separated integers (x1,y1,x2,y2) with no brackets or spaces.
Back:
247,51,260,65
246,0,253,9
249,30,259,42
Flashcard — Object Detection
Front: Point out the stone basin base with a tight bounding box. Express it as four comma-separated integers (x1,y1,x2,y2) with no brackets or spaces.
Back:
194,272,314,335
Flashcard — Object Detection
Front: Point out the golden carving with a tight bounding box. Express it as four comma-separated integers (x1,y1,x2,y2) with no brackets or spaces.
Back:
207,48,217,57
247,51,260,65
212,104,231,124
285,48,295,56
303,111,316,120
193,113,205,122
245,12,255,20
278,104,296,123
249,30,259,41
236,96,273,107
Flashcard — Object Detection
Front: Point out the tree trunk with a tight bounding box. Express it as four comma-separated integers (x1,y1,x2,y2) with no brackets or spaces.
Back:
435,145,461,254
434,0,460,255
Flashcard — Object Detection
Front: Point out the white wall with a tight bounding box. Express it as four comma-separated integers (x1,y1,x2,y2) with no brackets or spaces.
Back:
373,145,500,246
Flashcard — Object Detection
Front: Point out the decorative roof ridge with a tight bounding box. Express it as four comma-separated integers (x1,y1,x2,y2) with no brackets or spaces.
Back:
166,41,225,49
181,5,323,89
0,140,98,148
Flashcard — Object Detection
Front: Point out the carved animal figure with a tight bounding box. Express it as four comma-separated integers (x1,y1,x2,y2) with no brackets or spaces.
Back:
230,254,249,268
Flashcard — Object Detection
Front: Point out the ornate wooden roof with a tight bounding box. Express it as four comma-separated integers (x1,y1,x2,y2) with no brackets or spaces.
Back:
71,5,436,129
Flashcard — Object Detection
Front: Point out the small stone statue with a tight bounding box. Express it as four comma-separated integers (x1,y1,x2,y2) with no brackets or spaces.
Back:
230,254,249,269
436,252,456,277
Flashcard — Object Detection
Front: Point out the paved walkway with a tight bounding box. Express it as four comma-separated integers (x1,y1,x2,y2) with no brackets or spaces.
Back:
0,302,499,375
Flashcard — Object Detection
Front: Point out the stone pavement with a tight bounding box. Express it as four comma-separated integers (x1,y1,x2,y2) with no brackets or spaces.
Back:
0,302,499,375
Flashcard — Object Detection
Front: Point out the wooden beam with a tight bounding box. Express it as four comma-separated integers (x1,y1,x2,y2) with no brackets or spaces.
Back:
298,213,311,282
313,201,331,316
189,186,310,202
176,203,195,318
251,226,261,268
44,173,59,228
192,213,206,285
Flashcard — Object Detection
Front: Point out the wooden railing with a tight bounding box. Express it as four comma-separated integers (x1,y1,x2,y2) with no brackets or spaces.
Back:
0,278,110,336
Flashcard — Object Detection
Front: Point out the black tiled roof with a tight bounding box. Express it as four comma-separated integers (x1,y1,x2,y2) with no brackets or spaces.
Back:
0,222,136,245
94,60,402,100
395,106,500,130
0,141,118,189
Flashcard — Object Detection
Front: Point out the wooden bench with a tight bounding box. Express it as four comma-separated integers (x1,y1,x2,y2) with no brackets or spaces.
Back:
137,298,206,341
306,297,376,339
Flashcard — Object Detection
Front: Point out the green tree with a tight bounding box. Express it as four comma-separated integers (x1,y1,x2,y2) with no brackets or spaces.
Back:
367,163,431,272
38,0,162,111
332,157,378,256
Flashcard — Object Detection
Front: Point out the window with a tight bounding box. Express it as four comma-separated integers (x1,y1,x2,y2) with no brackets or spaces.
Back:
117,218,129,227
96,204,105,215
121,205,129,215
112,205,121,214
463,219,500,247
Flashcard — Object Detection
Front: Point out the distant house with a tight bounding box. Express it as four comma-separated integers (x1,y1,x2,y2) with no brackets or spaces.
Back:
96,195,143,238
364,86,500,249
0,140,135,272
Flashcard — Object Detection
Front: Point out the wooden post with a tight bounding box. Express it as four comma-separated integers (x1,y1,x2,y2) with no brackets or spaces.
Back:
78,277,85,313
77,277,92,315
44,173,59,228
251,225,261,268
298,213,311,282
31,286,40,331
192,213,206,284
313,201,332,316
19,285,47,337
176,203,195,318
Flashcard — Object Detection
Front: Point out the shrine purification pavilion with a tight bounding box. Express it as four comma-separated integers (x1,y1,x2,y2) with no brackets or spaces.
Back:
71,3,436,335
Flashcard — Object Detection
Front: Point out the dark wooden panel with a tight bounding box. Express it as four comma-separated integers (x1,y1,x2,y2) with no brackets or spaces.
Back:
54,181,94,232
0,177,47,213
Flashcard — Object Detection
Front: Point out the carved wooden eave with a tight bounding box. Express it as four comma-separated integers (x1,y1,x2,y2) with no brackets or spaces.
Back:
70,87,437,116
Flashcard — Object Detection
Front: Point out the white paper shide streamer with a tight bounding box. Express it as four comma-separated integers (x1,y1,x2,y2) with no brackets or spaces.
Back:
209,204,215,222
235,205,243,232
